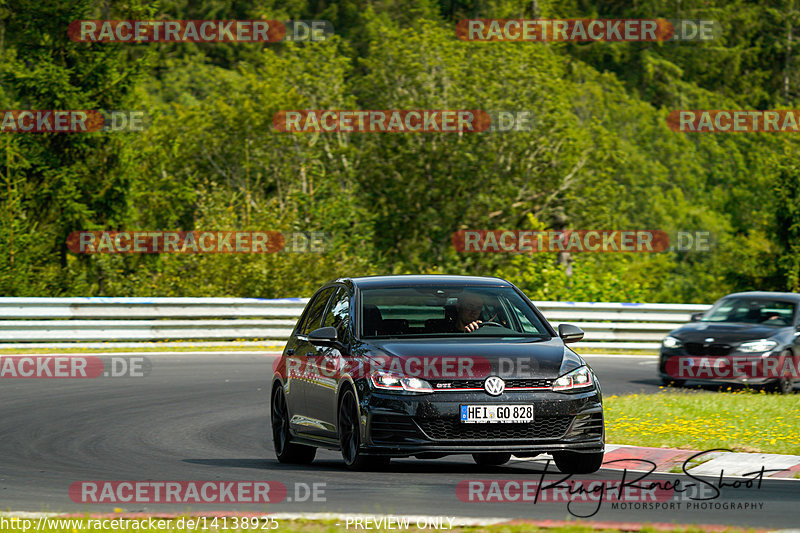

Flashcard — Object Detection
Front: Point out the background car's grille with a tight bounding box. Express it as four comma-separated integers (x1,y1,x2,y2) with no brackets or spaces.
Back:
684,343,732,356
431,378,553,390
370,414,423,443
416,416,572,441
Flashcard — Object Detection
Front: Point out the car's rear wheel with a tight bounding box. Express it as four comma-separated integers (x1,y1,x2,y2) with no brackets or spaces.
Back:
271,385,316,464
552,451,604,474
472,453,511,466
338,389,389,470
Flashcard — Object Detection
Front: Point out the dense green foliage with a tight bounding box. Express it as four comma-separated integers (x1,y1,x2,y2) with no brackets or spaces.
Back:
1,0,798,301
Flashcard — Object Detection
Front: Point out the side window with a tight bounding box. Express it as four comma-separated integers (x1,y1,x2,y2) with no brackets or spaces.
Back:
323,287,351,343
299,287,335,335
503,297,543,334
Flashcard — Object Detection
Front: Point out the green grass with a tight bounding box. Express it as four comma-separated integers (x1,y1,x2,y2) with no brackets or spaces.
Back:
605,390,800,455
2,516,760,533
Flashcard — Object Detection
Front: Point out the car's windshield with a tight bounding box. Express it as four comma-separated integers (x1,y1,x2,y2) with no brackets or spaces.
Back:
360,286,550,338
701,298,796,326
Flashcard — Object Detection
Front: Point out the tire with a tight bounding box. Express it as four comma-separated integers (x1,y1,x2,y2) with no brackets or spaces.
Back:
552,451,604,474
661,377,685,387
271,385,316,464
765,351,795,394
338,389,389,470
472,453,512,466
766,377,794,394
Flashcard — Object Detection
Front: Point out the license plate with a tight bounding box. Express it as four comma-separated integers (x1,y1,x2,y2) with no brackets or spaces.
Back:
460,404,534,423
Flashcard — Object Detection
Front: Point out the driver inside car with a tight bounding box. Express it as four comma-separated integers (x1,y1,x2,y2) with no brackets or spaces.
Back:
454,292,485,332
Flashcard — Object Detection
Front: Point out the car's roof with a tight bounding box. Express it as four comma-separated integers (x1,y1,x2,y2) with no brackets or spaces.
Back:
338,274,512,289
721,291,800,302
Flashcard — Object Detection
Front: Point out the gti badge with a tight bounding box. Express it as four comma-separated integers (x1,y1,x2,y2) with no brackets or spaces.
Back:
484,376,505,396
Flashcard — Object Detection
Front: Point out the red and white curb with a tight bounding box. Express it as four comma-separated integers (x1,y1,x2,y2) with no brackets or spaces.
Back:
516,444,800,480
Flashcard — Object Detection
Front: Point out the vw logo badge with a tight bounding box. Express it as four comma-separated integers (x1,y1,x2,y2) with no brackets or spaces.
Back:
484,376,505,396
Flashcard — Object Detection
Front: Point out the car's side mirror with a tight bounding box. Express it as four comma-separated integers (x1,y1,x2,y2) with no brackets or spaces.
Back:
308,326,341,349
558,324,584,344
690,312,704,322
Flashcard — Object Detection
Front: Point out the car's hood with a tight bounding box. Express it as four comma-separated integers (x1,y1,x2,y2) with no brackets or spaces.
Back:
362,337,582,379
670,322,783,343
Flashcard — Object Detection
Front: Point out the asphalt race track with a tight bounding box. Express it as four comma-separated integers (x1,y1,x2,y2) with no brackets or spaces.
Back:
0,352,796,528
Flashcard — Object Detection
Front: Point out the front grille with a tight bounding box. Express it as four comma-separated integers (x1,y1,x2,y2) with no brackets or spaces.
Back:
430,378,552,390
506,378,553,388
370,414,423,443
416,416,572,441
684,343,732,356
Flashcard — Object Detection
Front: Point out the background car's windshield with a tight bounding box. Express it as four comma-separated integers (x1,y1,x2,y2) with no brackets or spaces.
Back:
360,286,549,338
702,298,796,326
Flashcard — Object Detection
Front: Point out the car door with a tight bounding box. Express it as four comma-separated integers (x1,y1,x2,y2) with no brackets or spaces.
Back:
286,286,335,435
304,286,352,439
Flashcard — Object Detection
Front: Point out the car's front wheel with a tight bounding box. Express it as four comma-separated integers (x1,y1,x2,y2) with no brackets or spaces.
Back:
767,377,794,394
271,385,316,464
472,453,511,466
765,351,795,394
552,451,604,474
338,389,389,470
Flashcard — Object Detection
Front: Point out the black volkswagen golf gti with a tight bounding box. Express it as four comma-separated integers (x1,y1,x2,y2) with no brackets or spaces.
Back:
270,275,604,473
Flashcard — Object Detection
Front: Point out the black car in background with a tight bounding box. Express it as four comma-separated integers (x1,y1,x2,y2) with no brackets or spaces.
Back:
271,275,604,473
659,292,800,393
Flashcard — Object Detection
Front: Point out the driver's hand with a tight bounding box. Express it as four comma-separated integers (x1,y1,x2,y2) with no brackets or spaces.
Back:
464,320,482,332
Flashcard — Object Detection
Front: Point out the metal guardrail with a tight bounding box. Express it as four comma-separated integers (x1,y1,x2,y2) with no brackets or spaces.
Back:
0,297,711,350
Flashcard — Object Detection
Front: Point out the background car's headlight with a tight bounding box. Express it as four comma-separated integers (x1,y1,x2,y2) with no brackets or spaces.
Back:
369,371,433,393
738,339,778,353
552,366,594,392
662,336,682,349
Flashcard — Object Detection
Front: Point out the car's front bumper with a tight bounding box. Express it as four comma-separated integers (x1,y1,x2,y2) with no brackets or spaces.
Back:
359,388,604,457
659,350,783,385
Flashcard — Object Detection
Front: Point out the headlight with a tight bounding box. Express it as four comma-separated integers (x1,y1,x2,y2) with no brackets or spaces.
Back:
738,339,778,353
552,366,594,392
369,371,433,393
662,336,682,349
